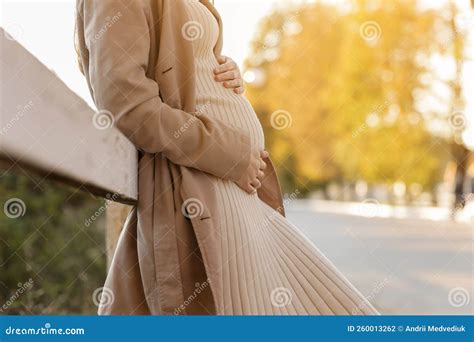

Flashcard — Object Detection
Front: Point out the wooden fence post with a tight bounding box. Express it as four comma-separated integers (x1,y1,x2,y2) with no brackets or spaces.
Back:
105,203,131,268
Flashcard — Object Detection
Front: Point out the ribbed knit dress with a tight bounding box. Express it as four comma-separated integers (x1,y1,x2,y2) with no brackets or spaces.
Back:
185,0,379,315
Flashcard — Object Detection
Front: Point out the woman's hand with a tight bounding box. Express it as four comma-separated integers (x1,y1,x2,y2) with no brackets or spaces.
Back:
213,55,245,94
235,149,269,194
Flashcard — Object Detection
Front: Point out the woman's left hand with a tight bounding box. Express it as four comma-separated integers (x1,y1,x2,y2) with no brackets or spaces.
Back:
213,55,244,94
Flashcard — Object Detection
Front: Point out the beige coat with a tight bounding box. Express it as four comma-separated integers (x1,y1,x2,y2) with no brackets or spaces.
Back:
76,0,285,315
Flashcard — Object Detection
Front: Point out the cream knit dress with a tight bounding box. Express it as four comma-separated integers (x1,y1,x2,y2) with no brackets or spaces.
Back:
186,0,379,315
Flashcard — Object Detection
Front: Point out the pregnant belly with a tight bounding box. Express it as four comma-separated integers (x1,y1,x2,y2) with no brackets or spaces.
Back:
195,90,265,150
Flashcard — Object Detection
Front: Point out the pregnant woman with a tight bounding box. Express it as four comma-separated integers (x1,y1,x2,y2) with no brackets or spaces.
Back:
75,0,379,315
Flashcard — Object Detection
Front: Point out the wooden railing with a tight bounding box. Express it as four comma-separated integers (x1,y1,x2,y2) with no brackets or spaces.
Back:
0,28,136,262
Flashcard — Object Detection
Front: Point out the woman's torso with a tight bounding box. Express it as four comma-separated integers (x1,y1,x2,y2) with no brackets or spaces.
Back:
184,0,265,150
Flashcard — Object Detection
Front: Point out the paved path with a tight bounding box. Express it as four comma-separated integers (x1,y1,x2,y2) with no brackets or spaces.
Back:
286,201,473,315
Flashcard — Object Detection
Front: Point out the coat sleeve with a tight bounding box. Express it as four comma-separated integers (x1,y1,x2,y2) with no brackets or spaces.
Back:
80,0,251,182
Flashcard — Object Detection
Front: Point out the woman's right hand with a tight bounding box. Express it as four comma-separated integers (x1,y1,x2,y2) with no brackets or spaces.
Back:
235,149,269,193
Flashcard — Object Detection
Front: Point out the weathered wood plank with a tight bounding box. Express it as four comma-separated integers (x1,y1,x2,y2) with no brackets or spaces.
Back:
0,29,138,204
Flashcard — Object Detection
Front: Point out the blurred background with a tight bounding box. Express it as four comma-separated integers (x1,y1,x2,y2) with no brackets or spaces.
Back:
1,0,473,315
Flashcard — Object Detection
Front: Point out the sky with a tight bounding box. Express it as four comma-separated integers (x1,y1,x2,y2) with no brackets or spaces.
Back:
0,0,473,147
0,0,279,106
